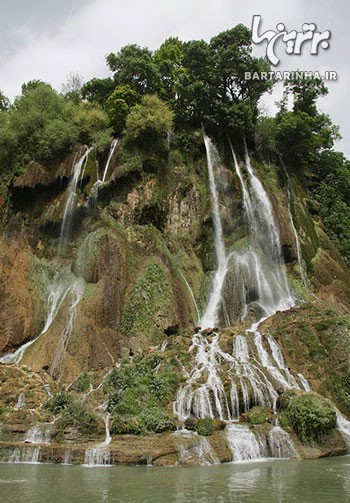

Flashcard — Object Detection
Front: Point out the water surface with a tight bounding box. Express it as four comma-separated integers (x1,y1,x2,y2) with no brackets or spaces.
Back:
1,457,350,503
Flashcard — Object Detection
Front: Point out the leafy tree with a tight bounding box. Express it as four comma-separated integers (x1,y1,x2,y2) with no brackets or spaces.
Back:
106,44,160,95
0,112,19,169
154,37,185,103
209,25,272,134
124,95,173,151
21,79,47,94
105,84,138,133
284,74,328,116
0,82,110,170
275,77,340,168
61,72,84,103
175,39,215,126
70,101,109,144
0,91,10,111
312,150,350,263
81,77,115,105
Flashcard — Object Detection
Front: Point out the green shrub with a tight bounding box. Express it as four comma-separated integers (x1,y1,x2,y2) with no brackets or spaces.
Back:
149,371,180,405
124,95,173,152
328,374,350,416
43,392,73,414
282,392,336,443
107,353,180,434
139,407,176,433
77,373,91,393
247,406,271,425
60,402,98,433
195,418,214,436
110,414,145,435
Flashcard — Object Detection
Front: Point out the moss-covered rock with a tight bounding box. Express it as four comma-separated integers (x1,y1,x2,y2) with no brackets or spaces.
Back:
120,260,174,339
246,406,273,425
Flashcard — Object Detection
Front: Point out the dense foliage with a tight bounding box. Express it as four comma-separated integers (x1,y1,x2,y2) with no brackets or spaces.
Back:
281,392,337,444
0,81,110,173
0,23,349,263
43,392,99,433
107,354,179,434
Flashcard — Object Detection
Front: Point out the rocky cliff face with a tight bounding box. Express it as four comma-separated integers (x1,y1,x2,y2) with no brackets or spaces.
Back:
0,136,349,465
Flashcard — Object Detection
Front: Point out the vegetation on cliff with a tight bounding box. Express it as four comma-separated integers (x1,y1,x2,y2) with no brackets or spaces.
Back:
0,22,349,463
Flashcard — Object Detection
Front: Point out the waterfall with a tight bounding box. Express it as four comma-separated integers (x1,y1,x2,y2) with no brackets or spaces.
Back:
0,338,38,364
229,142,294,318
268,426,298,458
298,373,311,392
178,270,201,325
50,278,85,377
335,409,350,449
59,146,93,253
102,139,118,183
3,447,41,464
282,163,308,289
0,265,84,366
1,149,91,365
200,135,229,329
173,134,309,464
84,413,112,466
24,424,51,444
176,431,220,465
63,450,73,465
226,424,264,462
226,424,297,462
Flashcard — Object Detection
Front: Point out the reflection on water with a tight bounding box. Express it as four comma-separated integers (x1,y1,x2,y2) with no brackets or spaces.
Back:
1,457,350,503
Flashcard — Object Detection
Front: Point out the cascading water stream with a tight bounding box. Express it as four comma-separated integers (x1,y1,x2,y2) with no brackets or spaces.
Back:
84,412,112,466
0,265,79,364
178,270,201,325
0,149,93,367
281,161,308,289
229,141,294,317
102,139,118,183
200,135,228,329
49,278,85,377
59,146,93,254
174,135,310,462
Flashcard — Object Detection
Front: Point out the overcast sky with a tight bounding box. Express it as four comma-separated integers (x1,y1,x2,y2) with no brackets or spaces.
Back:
0,0,349,155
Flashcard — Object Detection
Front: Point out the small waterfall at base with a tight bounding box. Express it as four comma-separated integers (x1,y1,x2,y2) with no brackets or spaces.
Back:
335,409,350,449
3,447,41,464
226,424,297,462
268,426,298,459
24,424,51,444
226,424,265,462
176,431,220,466
63,450,73,465
84,413,112,466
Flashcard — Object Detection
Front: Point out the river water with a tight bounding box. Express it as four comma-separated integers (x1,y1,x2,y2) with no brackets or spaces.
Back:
1,457,350,503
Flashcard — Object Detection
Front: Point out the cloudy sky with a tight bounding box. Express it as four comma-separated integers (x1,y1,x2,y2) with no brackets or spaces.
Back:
0,0,349,154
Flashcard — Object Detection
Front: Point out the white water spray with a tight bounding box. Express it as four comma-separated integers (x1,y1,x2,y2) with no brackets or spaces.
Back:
200,136,228,329
102,139,118,183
